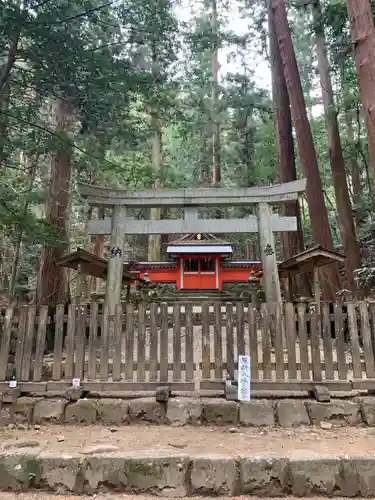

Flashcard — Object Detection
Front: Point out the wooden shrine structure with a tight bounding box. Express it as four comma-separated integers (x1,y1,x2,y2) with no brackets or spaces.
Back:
132,233,262,291
56,248,143,285
78,179,307,313
278,245,345,311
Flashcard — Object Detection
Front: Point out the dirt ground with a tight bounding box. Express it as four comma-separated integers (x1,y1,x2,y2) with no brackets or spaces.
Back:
1,424,375,458
0,496,365,500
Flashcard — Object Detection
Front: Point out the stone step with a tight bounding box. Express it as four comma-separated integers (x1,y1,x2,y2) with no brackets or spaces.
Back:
1,407,374,496
8,395,373,427
0,448,374,496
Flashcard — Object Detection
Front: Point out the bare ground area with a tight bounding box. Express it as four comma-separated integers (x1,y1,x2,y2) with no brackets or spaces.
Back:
1,424,375,458
0,497,370,500
1,496,368,500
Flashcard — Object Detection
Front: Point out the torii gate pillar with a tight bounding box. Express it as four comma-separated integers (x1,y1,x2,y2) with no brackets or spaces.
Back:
105,205,127,315
258,202,282,303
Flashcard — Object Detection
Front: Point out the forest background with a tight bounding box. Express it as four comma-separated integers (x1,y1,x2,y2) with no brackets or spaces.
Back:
1,0,375,304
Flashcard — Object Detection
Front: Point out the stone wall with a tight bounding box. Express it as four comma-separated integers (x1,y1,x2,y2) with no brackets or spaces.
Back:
2,396,375,427
1,451,375,496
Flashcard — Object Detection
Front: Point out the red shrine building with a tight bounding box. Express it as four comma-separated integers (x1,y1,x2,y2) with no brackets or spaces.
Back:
135,233,262,291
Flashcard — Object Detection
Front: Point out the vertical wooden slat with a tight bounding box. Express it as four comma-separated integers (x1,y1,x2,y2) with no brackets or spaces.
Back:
297,303,309,380
160,302,169,382
236,302,245,356
52,304,65,381
202,303,210,380
20,306,37,381
99,307,110,380
87,302,98,380
347,302,362,379
74,305,86,380
15,306,27,379
226,302,234,378
149,302,158,381
112,304,123,381
33,306,48,382
261,303,272,379
284,302,297,380
64,304,76,380
322,303,334,379
214,302,222,379
137,303,146,381
125,303,134,381
359,302,375,378
274,303,285,379
249,304,259,380
334,303,348,380
309,305,322,381
173,303,181,381
0,307,14,381
268,302,276,349
185,303,194,381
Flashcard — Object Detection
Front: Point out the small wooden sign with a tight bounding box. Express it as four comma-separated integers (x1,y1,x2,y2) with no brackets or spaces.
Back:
237,355,251,401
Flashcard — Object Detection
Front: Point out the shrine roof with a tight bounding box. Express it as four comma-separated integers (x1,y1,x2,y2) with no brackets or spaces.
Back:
56,248,145,283
278,245,345,276
167,233,233,254
168,233,232,246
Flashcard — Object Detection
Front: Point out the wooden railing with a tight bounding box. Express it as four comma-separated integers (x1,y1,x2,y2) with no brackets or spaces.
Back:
0,301,374,394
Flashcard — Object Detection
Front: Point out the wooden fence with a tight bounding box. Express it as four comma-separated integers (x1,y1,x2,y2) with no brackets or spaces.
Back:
0,301,375,394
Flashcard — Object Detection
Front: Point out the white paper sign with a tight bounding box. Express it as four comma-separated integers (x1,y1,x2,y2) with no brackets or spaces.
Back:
72,378,81,389
237,355,251,401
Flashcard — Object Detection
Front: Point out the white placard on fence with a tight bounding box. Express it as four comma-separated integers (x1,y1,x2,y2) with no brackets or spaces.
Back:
237,355,251,401
72,378,81,389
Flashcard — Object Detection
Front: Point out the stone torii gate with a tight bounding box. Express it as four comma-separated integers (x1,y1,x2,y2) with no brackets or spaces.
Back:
79,179,306,312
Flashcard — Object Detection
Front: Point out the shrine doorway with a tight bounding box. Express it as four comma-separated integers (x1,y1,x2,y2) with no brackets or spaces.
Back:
180,256,218,290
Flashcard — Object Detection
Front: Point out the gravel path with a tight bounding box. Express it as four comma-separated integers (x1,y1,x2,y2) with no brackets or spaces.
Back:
1,424,375,457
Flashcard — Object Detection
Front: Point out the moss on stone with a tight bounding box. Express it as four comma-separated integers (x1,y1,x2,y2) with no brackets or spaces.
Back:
127,460,163,479
21,455,41,484
77,399,98,409
0,454,41,489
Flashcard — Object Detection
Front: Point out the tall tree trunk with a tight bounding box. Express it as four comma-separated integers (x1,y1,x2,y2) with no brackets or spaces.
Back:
92,170,106,292
37,99,74,305
313,0,360,292
10,152,39,295
355,104,374,201
272,0,341,300
95,206,105,292
340,62,362,220
0,19,23,94
82,205,93,299
211,0,221,189
268,0,304,260
0,82,10,164
346,0,375,180
345,109,361,226
269,0,308,299
148,111,162,261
